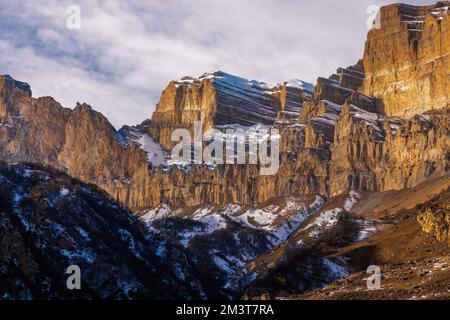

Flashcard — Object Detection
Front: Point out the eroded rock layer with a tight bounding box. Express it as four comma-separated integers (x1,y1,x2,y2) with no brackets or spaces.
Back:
144,53,448,208
148,71,314,150
0,75,152,210
363,2,450,117
0,163,212,299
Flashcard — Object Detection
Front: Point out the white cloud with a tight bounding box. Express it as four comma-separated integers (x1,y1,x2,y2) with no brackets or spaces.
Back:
0,0,438,127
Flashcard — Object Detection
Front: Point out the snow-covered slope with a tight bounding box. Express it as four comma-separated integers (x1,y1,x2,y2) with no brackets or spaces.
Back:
173,71,315,125
0,163,216,299
140,195,326,293
120,125,169,168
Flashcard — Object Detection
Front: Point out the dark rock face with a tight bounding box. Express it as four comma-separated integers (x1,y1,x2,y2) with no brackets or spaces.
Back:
0,163,216,299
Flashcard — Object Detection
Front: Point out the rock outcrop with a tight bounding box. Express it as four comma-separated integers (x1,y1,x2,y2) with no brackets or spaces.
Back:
0,163,214,299
300,60,365,124
0,75,152,210
330,107,449,196
149,71,314,149
144,58,449,208
418,192,450,244
363,2,450,118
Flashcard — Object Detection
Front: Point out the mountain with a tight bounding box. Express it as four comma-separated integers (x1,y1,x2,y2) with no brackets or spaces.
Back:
0,163,215,299
148,71,314,150
363,2,449,118
418,194,450,244
0,75,152,210
0,1,449,300
144,63,449,207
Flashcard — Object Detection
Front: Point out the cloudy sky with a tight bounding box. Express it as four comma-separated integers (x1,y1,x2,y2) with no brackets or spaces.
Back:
0,0,436,127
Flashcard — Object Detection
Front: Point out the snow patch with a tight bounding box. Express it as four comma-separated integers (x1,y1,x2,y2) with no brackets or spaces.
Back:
303,192,361,239
355,219,378,241
60,188,70,197
344,191,361,211
141,205,227,247
140,204,174,222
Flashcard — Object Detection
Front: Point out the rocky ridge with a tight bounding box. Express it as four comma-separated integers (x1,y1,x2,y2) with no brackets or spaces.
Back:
0,75,152,210
148,71,314,150
0,2,449,213
144,59,449,207
417,194,450,244
0,163,216,299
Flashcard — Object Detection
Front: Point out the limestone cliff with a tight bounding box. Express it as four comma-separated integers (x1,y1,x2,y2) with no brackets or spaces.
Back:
0,75,152,210
0,3,449,211
144,60,449,208
149,71,314,149
363,2,450,118
330,107,449,196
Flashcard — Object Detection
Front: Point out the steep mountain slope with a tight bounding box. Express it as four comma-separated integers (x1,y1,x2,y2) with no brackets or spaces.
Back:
139,195,324,293
0,163,220,299
138,12,449,206
138,191,386,298
417,193,450,244
243,176,450,300
0,72,317,210
2,5,449,211
294,186,450,300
